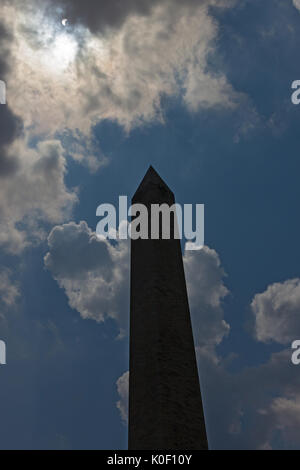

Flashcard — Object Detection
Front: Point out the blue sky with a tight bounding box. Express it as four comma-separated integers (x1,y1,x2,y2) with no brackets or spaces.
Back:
1,0,300,449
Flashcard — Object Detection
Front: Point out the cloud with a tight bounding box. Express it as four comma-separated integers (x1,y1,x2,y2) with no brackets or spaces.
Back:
236,350,300,450
44,221,130,332
0,269,20,308
50,0,235,34
184,246,230,360
0,106,22,178
116,370,129,424
191,344,300,449
115,345,300,449
293,0,300,12
0,21,23,178
52,0,161,33
0,0,242,252
2,0,239,138
0,139,77,253
0,21,12,76
0,268,20,322
251,278,300,344
265,393,300,447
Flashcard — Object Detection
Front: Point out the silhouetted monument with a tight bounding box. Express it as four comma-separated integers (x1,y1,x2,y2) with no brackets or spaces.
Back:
128,166,208,450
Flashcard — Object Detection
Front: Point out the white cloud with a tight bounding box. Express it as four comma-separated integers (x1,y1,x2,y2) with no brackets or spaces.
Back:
0,139,77,253
44,221,130,333
184,246,230,360
116,370,129,424
293,0,300,12
251,278,300,344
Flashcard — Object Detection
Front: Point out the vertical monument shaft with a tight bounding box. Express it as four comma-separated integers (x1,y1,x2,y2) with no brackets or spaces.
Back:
128,166,208,450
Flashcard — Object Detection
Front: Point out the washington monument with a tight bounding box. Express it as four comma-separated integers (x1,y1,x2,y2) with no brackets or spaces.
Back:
128,166,208,450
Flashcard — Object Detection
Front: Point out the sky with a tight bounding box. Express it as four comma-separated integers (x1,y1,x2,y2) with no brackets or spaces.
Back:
1,0,300,450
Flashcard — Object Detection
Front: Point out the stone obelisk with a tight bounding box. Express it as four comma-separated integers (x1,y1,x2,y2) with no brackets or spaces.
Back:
128,166,208,450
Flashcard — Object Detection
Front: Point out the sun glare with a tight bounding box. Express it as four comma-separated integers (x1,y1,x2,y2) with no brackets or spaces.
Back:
19,11,79,75
47,33,78,72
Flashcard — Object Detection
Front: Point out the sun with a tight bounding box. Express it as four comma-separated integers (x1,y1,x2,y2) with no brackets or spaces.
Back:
18,10,78,75
47,33,78,72
22,30,78,75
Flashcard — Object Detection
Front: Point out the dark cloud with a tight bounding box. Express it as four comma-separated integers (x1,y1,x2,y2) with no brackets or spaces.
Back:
0,107,22,147
0,107,22,178
51,0,221,34
0,21,23,177
0,22,12,77
52,0,162,33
